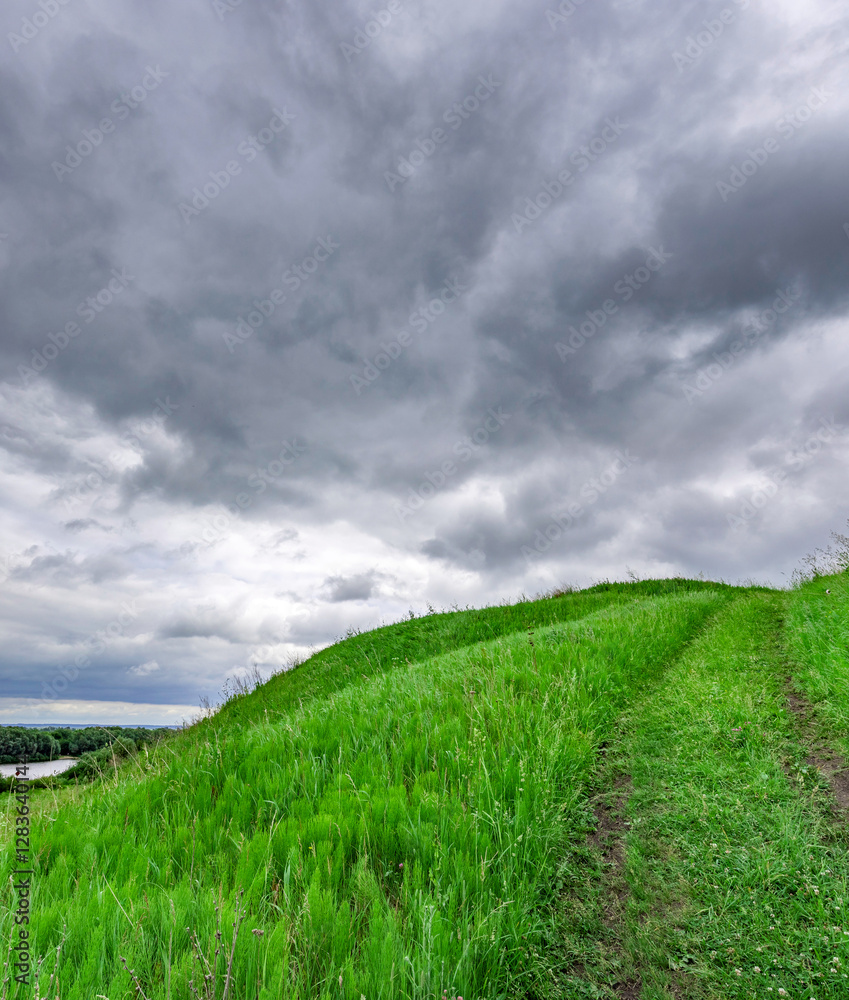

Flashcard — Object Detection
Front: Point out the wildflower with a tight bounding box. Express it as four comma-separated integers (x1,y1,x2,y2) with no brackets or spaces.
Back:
778,990,787,996
735,969,742,976
755,966,761,973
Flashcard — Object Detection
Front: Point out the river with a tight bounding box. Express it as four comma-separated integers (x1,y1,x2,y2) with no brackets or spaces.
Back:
0,757,79,778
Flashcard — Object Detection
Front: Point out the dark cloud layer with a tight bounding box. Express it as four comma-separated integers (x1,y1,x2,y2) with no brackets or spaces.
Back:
0,0,847,722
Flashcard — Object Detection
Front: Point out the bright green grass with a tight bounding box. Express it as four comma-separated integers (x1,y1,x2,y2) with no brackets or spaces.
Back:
581,591,849,999
215,578,735,728
784,572,849,751
1,589,730,1000
3,571,845,1000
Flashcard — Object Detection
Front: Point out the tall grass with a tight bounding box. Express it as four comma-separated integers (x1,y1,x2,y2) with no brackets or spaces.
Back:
784,570,849,741
212,578,735,729
1,589,730,999
615,592,849,998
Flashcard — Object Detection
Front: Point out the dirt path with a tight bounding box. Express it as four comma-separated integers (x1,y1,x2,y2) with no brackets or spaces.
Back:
588,774,641,998
785,681,849,818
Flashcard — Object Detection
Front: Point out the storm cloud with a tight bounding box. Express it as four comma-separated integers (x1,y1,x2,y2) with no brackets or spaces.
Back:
1,0,847,722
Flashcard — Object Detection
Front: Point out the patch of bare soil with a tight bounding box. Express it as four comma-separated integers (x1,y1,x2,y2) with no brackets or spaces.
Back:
589,774,641,998
785,678,849,821
668,969,697,999
614,979,642,999
806,753,849,812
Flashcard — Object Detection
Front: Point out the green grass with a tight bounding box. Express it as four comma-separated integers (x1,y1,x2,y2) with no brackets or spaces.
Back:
213,578,732,728
784,572,849,752
1,572,848,999
606,592,849,998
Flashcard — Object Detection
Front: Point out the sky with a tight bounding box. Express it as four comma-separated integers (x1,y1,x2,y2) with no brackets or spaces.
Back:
1,0,848,725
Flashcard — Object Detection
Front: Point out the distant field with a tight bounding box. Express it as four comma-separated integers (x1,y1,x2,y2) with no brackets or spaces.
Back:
2,573,848,999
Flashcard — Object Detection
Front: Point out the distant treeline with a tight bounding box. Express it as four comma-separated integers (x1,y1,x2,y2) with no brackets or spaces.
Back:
0,726,171,764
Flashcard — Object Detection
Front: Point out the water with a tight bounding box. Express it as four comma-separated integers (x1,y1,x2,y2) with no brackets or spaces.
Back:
3,723,180,729
0,757,79,778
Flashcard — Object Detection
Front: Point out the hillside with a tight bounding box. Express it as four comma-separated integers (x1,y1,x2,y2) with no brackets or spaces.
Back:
2,574,848,999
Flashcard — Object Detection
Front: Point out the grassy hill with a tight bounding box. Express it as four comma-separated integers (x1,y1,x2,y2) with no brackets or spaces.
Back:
2,573,849,999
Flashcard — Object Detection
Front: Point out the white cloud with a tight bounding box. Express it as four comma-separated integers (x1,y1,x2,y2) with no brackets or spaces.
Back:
128,660,160,677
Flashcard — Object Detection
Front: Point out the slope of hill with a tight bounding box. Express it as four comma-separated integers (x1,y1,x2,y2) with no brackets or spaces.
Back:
214,577,735,728
2,574,847,1000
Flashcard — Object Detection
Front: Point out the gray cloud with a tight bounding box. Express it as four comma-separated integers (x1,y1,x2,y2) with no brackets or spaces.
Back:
64,518,114,533
323,570,387,602
0,0,847,721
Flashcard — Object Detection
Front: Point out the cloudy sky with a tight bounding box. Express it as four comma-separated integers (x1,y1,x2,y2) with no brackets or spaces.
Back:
1,0,847,725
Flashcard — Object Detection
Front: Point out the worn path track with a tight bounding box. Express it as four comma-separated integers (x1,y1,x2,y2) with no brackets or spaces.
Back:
550,591,849,998
785,683,849,820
